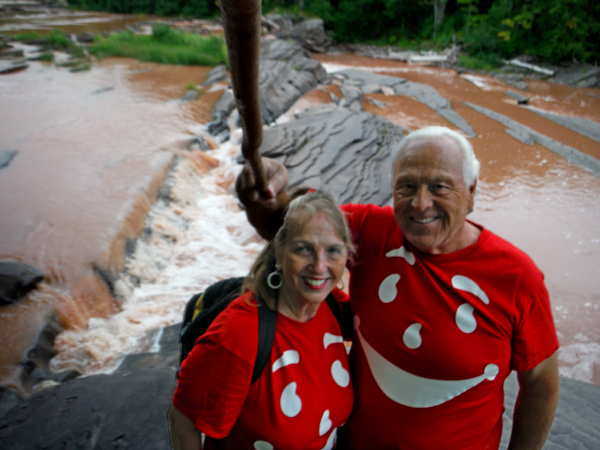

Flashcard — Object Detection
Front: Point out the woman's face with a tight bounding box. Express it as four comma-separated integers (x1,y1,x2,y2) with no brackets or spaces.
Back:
278,212,348,308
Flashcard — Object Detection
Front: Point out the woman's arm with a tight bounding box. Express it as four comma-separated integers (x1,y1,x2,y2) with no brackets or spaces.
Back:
168,405,202,450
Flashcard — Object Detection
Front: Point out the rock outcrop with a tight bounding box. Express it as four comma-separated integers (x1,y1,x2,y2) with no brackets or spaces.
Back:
0,261,44,305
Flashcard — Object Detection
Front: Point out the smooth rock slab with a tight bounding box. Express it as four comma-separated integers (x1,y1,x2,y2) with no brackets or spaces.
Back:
259,104,408,206
464,101,600,177
334,68,476,137
500,373,600,450
0,368,177,450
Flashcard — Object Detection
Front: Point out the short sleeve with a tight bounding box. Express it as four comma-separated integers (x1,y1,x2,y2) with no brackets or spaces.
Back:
511,270,559,372
172,295,258,438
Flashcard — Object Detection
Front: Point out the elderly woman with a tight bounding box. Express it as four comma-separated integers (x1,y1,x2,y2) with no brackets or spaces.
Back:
168,190,354,450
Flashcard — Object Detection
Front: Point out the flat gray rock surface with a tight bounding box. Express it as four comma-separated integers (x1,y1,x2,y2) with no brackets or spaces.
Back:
259,104,407,206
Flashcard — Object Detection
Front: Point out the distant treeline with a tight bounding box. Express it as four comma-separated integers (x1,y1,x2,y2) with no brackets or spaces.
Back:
68,0,600,64
67,0,218,18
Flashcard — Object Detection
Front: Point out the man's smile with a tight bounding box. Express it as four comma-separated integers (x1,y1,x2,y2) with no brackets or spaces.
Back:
411,216,438,224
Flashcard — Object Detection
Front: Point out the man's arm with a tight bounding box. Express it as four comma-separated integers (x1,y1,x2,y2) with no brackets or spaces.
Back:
168,405,202,450
507,352,560,450
236,157,291,240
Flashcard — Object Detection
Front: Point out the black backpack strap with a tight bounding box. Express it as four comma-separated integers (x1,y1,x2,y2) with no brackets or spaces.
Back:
325,293,353,339
252,298,277,384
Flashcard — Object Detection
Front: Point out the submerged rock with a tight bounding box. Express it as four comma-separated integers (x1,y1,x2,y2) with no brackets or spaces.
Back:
0,261,44,305
0,150,17,169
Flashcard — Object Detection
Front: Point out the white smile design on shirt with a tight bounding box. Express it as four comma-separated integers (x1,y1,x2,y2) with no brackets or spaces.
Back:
355,316,499,408
358,271,499,408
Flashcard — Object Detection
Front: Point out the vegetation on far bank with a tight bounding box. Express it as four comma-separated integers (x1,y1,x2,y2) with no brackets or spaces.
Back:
68,0,600,68
89,23,228,66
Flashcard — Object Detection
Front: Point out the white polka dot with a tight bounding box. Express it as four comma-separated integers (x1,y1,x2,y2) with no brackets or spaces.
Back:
485,364,499,381
272,350,299,373
280,382,302,417
379,274,400,303
402,323,422,349
322,428,337,450
452,275,490,304
323,333,344,349
331,360,350,387
386,246,416,265
455,303,476,333
254,441,273,450
319,410,332,436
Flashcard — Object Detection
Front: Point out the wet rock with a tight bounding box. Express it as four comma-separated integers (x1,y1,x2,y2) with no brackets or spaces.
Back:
335,68,476,137
117,324,180,374
76,32,95,44
209,38,328,127
91,86,115,95
464,102,600,177
17,314,81,392
504,91,529,105
576,76,599,88
212,88,235,121
207,111,231,142
274,17,331,53
259,104,407,206
180,89,197,102
187,135,212,152
0,48,24,59
0,59,28,74
0,261,44,305
548,65,600,87
263,13,298,32
201,63,228,86
0,368,176,450
0,149,17,169
258,38,330,124
527,110,600,145
339,84,363,106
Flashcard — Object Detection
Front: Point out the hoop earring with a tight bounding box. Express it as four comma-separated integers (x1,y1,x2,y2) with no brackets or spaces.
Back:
267,271,283,289
337,277,345,290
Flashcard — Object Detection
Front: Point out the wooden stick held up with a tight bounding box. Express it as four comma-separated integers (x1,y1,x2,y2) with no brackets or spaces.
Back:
219,0,268,194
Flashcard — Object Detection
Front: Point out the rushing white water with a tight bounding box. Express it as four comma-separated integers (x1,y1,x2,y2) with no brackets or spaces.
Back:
49,133,266,376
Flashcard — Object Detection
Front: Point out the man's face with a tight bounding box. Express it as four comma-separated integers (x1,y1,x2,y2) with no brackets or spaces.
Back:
392,136,476,254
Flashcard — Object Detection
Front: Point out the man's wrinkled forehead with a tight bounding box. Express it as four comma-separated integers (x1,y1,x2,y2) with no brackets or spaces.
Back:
393,135,463,174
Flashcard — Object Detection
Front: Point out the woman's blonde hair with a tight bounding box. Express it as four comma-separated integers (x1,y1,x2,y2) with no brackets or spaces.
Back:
242,189,354,310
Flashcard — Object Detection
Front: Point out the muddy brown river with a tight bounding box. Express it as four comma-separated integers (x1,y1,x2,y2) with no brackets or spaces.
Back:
1,8,599,391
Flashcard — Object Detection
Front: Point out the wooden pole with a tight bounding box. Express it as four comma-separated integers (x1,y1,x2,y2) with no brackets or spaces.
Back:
219,0,268,194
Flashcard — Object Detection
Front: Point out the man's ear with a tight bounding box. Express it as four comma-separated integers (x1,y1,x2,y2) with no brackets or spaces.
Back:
467,180,477,212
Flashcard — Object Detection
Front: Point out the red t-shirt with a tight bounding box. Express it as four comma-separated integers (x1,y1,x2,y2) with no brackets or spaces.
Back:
340,203,559,450
173,290,354,450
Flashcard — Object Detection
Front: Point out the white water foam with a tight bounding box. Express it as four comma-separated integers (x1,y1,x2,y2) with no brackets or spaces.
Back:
558,342,600,384
50,135,265,376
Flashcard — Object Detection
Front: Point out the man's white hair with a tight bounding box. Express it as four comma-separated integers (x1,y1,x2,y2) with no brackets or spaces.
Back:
395,126,480,187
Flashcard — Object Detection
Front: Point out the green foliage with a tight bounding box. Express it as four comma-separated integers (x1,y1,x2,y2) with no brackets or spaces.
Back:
67,0,218,17
72,0,600,64
89,25,228,66
38,53,55,62
14,30,72,49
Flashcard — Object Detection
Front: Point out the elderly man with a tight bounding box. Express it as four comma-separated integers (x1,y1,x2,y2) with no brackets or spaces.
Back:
236,126,559,450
